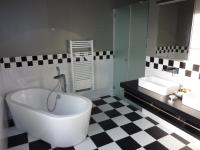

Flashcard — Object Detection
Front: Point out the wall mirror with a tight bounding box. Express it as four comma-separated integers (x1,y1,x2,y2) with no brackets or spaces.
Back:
156,0,195,60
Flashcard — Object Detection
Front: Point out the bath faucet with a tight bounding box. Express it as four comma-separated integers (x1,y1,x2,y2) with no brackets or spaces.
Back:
54,67,67,93
162,66,179,76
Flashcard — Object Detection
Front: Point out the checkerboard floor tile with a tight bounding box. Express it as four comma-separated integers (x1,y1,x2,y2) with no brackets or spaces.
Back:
6,96,200,150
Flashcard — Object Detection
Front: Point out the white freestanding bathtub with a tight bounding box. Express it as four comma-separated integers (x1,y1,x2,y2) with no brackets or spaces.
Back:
6,88,92,147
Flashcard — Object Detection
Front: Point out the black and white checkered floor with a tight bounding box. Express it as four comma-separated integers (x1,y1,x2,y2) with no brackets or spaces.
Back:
7,96,200,150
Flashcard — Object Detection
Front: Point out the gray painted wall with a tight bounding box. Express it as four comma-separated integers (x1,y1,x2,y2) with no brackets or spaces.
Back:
146,0,158,56
157,4,178,47
158,1,194,47
0,0,114,57
176,0,194,46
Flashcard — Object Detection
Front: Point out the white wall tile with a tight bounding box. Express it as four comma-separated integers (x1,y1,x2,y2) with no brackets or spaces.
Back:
0,57,113,97
146,56,150,62
154,57,158,63
94,59,113,91
37,55,43,60
145,56,200,92
174,61,180,68
0,70,7,150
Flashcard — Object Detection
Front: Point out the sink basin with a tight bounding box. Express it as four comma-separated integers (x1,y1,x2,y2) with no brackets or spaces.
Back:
182,92,200,111
138,76,179,95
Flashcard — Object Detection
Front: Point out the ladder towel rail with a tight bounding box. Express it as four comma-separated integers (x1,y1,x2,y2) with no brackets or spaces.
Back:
69,40,95,92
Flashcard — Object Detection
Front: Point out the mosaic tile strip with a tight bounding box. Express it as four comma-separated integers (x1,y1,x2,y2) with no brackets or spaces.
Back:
0,51,113,69
156,46,188,54
145,56,200,80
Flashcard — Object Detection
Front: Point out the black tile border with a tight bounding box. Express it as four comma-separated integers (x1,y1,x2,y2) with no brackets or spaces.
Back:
145,56,200,80
193,64,199,72
0,51,113,69
185,70,191,77
180,62,186,69
156,45,188,54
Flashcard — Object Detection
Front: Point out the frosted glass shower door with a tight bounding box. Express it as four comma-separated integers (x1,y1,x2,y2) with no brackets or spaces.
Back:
128,2,148,80
113,6,130,98
113,3,148,99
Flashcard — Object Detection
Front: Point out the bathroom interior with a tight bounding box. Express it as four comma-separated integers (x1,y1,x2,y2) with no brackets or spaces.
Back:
1,0,200,149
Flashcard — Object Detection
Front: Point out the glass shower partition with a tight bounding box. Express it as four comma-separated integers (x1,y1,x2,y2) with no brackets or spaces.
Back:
113,2,148,99
113,6,130,98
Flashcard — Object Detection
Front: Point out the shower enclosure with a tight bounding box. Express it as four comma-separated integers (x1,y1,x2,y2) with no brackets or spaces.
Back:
113,2,149,98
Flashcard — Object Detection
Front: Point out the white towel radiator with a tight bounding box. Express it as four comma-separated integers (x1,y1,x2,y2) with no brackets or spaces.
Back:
69,40,95,92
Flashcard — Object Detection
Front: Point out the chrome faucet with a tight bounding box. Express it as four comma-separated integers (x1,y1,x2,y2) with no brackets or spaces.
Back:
54,67,67,93
162,66,179,76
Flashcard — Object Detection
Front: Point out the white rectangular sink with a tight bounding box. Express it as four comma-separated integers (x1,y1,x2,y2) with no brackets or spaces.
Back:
182,92,200,111
138,76,179,96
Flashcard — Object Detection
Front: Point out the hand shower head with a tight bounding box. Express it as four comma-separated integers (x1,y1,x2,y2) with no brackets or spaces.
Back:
56,66,60,75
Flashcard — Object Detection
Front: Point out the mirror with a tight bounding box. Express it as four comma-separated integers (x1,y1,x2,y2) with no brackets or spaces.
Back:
156,0,195,60
154,0,195,60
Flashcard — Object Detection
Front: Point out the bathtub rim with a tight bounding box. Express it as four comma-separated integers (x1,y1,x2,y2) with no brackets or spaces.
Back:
6,88,92,118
